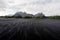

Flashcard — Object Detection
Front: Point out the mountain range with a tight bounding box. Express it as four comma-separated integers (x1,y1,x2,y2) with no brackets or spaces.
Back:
13,12,45,17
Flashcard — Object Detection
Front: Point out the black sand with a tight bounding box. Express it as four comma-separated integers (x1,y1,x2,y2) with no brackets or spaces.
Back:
0,18,60,40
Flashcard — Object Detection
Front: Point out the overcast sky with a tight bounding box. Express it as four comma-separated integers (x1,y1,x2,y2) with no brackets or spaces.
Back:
0,0,60,16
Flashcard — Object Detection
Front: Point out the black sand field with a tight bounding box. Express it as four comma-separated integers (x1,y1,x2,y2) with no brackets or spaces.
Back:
0,18,60,40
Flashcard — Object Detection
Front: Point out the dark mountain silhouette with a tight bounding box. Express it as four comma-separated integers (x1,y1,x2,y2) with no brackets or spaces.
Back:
13,12,45,17
13,12,33,17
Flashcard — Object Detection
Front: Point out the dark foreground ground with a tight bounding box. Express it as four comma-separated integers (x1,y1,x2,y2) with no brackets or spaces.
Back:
0,18,60,40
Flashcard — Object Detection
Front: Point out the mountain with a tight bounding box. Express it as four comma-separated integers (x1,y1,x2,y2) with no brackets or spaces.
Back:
13,12,45,17
34,12,45,17
13,12,33,17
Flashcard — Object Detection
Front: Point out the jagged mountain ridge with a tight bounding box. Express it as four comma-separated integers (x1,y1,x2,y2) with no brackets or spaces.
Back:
13,12,45,17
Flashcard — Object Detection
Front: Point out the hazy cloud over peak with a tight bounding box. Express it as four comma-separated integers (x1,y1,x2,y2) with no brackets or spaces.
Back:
0,0,60,16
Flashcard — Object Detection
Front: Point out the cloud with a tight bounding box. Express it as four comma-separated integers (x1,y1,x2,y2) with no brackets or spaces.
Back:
0,0,60,16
